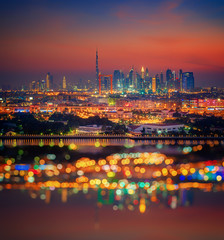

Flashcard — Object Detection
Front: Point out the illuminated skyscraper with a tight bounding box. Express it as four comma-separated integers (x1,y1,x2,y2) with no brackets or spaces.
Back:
40,80,46,91
46,72,53,90
166,69,172,90
129,67,134,88
113,70,120,90
179,69,183,91
63,76,66,90
145,68,150,89
46,73,50,90
141,66,144,79
152,76,156,93
156,74,160,92
145,68,149,78
182,72,194,91
96,49,99,89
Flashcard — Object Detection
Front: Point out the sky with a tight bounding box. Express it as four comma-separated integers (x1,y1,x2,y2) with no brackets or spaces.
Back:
0,0,224,88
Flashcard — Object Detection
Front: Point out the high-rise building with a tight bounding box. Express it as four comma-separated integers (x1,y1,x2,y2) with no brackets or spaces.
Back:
113,70,120,90
166,69,173,91
31,81,36,90
96,49,99,89
46,73,50,90
46,72,53,90
63,76,66,90
156,74,160,92
141,67,145,80
179,69,183,91
152,76,156,93
129,67,134,88
136,72,142,90
160,71,163,86
40,80,46,91
145,68,149,78
182,72,194,91
145,68,150,90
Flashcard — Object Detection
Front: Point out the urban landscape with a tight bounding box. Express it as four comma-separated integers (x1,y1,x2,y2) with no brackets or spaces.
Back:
0,1,224,240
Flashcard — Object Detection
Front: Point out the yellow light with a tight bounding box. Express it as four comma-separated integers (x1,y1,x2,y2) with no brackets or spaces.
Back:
217,175,222,181
28,171,34,177
135,166,140,172
65,168,71,173
162,168,168,176
5,173,10,179
139,198,146,213
128,189,134,195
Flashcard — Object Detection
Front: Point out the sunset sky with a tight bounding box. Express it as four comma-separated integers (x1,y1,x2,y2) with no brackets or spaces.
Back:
0,0,224,88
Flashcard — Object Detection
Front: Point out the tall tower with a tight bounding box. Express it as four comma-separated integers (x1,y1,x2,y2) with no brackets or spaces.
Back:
96,49,99,89
182,72,194,92
46,73,50,90
179,69,183,91
152,76,156,93
63,76,66,90
141,66,144,79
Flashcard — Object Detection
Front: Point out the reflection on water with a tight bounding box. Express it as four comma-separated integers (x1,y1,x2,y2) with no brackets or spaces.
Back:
0,139,224,214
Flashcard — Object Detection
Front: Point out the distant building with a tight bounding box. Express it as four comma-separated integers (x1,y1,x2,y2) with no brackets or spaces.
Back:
182,72,194,91
166,69,173,90
46,73,50,90
152,77,156,93
46,72,53,90
179,69,183,91
141,66,144,80
128,123,184,134
63,76,66,90
113,70,120,90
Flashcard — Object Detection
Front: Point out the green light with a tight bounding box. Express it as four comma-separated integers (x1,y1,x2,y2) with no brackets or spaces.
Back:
116,189,122,195
33,165,39,170
119,181,126,188
18,149,24,155
139,182,145,188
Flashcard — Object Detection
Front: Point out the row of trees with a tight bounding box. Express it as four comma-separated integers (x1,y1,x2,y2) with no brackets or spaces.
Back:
0,113,128,135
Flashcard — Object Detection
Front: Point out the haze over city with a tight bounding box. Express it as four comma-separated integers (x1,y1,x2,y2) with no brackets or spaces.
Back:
1,0,224,88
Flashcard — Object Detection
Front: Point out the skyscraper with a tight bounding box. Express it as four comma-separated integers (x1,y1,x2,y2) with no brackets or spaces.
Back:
145,68,149,78
46,73,50,90
141,66,144,80
96,49,99,89
63,76,66,90
129,67,134,88
40,80,46,91
46,72,53,90
152,76,156,93
145,68,150,89
166,69,173,90
156,74,160,92
160,71,163,86
179,69,183,91
182,72,194,91
113,70,120,90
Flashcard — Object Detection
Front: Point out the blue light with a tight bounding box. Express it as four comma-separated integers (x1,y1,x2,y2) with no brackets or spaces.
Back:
179,175,185,181
15,164,30,171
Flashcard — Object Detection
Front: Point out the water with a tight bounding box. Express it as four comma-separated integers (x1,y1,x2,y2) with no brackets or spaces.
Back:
0,139,224,240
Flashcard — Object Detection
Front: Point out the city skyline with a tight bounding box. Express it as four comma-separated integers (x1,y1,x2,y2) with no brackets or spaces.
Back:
0,0,224,88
